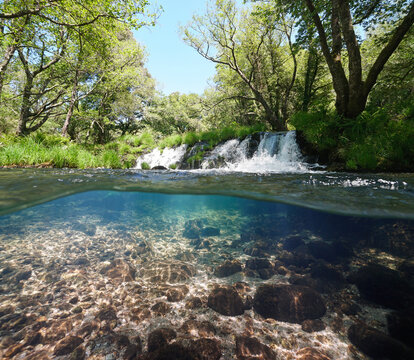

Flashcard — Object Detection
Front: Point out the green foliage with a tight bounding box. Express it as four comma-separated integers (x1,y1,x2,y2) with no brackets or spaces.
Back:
183,132,200,146
187,151,205,164
291,108,414,171
169,163,177,170
159,134,183,149
101,150,122,168
138,132,155,148
141,162,150,170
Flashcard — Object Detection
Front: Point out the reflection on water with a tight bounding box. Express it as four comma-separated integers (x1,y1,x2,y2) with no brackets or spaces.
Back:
0,191,414,359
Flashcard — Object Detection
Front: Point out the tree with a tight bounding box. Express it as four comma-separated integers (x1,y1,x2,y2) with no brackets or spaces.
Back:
183,0,298,131
272,0,414,118
0,0,156,135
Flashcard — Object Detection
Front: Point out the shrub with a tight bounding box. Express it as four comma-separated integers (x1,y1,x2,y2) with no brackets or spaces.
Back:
101,150,122,168
183,132,199,146
141,162,150,170
159,134,183,149
218,126,238,142
139,132,155,148
169,163,177,170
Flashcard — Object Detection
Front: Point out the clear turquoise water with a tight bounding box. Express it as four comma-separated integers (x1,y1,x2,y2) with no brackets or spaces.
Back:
0,169,413,359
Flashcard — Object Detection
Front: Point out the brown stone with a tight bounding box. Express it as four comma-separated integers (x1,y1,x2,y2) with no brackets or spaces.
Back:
297,347,331,360
96,305,117,322
189,338,221,360
186,297,202,309
147,327,177,352
253,284,326,323
151,301,171,315
166,285,189,302
235,336,276,360
301,319,326,333
101,259,136,282
207,286,244,316
214,260,242,278
53,336,84,356
180,320,216,338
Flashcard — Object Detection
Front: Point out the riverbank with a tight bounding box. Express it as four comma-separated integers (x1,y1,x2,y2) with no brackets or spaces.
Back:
1,119,413,172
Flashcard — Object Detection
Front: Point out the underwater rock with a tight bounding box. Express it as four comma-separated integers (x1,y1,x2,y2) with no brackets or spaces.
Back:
387,310,414,348
235,336,276,360
245,257,273,270
278,249,314,268
14,269,32,282
185,296,203,309
214,260,242,278
183,219,203,239
296,347,331,360
166,285,189,302
189,338,221,360
301,319,326,333
70,345,86,360
151,301,171,315
140,261,196,283
282,235,305,251
147,327,177,352
101,258,136,282
348,264,414,309
348,323,414,359
200,227,220,237
53,335,84,356
145,343,196,360
398,259,414,278
180,320,216,338
207,286,245,316
96,305,118,322
308,241,352,263
73,222,97,236
339,301,361,316
134,240,152,255
253,284,326,323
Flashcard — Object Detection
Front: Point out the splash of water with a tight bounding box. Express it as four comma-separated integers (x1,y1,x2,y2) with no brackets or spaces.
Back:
135,132,315,173
135,144,188,169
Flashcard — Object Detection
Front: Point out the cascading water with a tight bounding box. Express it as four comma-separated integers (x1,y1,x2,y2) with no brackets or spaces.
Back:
202,131,311,173
135,131,315,173
135,144,188,169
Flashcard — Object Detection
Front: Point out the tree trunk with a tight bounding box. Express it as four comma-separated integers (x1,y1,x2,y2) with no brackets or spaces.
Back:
0,44,16,102
62,69,79,137
17,76,33,136
305,0,414,119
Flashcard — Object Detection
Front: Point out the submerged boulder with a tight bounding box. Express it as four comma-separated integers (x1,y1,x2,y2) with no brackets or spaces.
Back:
253,284,326,323
348,264,413,309
101,259,136,282
139,261,195,283
189,338,221,360
207,286,245,316
183,219,203,239
53,335,83,356
296,347,331,360
147,327,177,353
235,336,276,360
348,323,414,359
214,260,242,278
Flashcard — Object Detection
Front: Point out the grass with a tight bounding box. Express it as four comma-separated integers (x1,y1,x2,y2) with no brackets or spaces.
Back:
0,123,267,169
290,107,414,171
0,134,125,169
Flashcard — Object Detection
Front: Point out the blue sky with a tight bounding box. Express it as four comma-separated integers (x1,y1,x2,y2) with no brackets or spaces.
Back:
133,0,216,95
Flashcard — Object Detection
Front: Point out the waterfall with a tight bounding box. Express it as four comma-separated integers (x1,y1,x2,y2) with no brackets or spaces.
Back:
224,131,309,173
135,144,188,169
135,131,314,173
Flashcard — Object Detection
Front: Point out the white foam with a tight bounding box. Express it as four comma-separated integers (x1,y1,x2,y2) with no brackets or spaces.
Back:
135,144,188,169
